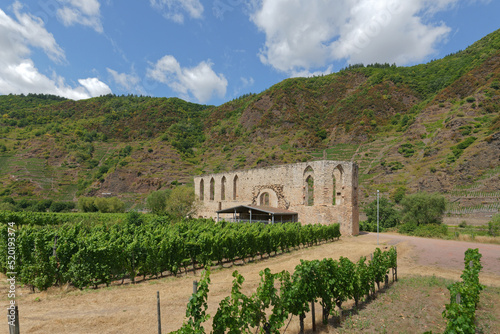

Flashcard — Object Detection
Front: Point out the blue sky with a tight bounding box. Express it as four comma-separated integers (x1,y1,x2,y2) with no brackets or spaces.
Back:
0,0,498,106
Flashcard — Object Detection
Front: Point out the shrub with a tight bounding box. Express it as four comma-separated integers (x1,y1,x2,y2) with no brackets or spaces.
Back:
411,224,448,238
400,192,446,226
398,143,415,157
391,186,406,204
77,197,124,213
78,197,98,212
488,214,500,236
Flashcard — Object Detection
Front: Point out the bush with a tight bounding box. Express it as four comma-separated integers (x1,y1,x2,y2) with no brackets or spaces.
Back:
410,224,448,238
359,221,377,232
364,197,400,229
78,197,124,213
49,201,75,212
488,214,500,236
78,197,98,212
391,186,406,204
400,192,446,226
398,143,415,157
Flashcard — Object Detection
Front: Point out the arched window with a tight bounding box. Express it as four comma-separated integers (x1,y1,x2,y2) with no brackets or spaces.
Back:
221,176,226,201
306,175,314,206
303,166,314,206
210,178,215,201
199,179,204,201
233,175,238,200
333,165,344,205
260,192,270,206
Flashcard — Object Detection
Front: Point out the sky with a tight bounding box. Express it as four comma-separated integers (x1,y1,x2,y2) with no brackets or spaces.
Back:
0,0,499,106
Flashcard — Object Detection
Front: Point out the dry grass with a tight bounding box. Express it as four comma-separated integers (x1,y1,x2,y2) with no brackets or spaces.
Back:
456,234,500,244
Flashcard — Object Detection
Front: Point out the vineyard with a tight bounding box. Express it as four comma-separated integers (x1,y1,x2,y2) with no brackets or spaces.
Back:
172,247,397,333
0,213,340,291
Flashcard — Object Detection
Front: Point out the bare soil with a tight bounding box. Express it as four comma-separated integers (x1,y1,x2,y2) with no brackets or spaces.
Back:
1,233,499,334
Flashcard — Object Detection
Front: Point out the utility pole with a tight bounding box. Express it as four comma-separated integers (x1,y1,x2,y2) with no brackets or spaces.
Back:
377,189,379,245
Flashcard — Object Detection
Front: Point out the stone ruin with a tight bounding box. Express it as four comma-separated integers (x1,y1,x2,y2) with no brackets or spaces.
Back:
194,160,359,236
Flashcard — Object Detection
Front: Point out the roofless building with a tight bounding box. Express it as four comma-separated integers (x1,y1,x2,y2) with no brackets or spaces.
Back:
194,160,359,236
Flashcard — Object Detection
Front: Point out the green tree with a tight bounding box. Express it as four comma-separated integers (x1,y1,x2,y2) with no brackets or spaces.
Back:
365,197,400,228
488,214,500,236
165,186,198,218
400,192,446,226
77,197,98,212
391,186,406,204
94,197,125,213
146,189,171,214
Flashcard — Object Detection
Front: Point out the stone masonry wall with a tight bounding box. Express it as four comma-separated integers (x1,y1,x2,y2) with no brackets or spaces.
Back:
194,160,359,236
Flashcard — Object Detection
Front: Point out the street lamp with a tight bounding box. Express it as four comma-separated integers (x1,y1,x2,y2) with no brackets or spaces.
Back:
377,189,379,245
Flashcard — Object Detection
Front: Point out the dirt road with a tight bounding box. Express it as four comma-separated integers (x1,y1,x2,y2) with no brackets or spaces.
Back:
365,232,500,277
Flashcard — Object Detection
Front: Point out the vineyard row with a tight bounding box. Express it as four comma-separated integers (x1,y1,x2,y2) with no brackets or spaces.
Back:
172,247,397,333
0,218,340,291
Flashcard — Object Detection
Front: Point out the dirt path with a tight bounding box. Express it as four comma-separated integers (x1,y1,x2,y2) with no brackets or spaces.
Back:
1,233,499,334
364,232,500,286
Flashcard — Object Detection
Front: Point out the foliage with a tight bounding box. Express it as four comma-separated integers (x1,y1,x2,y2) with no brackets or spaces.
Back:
0,218,341,291
146,186,197,217
174,268,211,333
77,197,125,213
171,247,398,333
398,143,415,157
399,223,448,238
364,197,400,229
146,189,171,214
443,249,484,333
450,137,477,160
391,186,407,204
487,214,500,236
165,186,198,218
400,192,446,225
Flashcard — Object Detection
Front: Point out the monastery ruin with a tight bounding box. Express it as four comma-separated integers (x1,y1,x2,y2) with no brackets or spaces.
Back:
194,160,359,236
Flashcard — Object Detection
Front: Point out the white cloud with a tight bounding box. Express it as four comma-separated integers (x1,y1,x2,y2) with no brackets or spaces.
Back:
56,0,103,32
0,3,111,100
150,0,203,23
107,68,141,92
78,77,112,96
250,0,460,75
147,55,227,103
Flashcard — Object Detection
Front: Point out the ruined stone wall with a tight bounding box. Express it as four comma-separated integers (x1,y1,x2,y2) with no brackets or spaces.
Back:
194,160,359,236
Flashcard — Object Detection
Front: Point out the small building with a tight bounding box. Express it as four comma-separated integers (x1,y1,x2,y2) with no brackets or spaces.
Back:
216,204,298,224
194,160,359,236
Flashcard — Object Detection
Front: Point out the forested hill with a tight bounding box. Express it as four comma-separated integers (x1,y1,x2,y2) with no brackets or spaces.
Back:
0,29,499,212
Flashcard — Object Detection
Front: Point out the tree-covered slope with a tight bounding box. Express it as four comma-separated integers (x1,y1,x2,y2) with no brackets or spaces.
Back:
0,29,499,212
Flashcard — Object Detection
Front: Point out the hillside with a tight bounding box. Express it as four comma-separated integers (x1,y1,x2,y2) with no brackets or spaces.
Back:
0,29,499,214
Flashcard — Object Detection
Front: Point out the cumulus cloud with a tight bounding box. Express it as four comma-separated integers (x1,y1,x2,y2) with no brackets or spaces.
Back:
56,0,103,33
0,3,111,100
150,0,203,23
147,55,227,103
107,68,141,92
250,0,459,75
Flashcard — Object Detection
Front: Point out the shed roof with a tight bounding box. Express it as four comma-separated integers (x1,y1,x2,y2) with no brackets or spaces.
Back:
216,204,297,215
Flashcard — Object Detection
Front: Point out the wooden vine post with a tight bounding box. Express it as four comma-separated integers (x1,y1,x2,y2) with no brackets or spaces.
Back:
311,301,316,332
157,291,162,334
